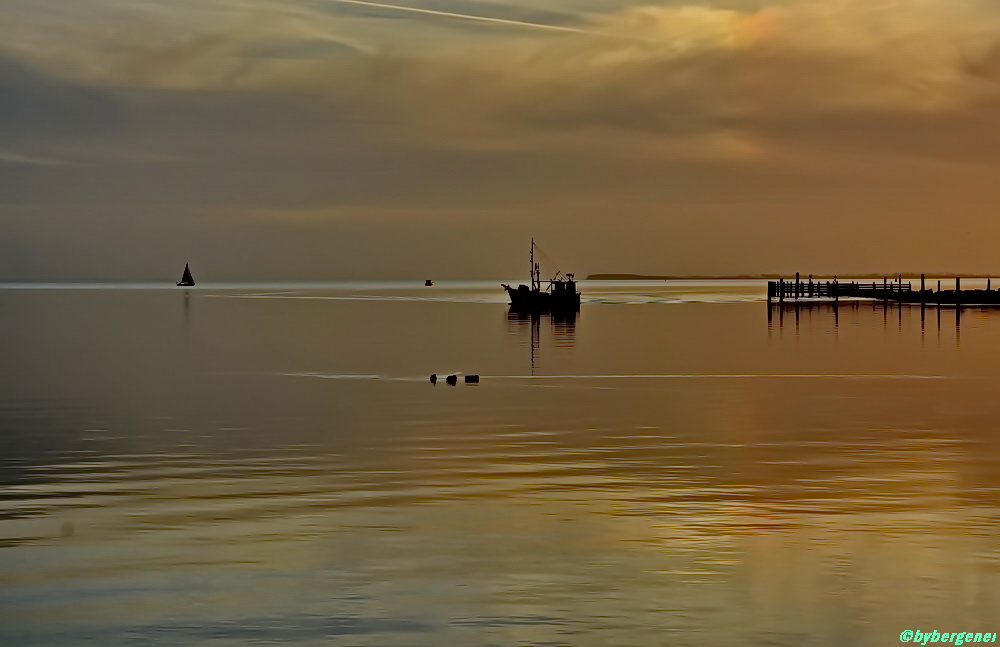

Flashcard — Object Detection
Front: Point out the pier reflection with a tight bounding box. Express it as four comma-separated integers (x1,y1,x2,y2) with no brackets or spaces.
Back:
766,299,999,339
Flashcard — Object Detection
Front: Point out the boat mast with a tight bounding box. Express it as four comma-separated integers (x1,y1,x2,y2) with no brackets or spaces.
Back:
530,238,537,291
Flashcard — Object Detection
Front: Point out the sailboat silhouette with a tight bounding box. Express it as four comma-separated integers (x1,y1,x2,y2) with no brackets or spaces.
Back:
177,263,195,287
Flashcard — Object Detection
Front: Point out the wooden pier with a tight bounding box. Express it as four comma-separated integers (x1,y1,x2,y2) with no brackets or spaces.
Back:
767,274,1000,306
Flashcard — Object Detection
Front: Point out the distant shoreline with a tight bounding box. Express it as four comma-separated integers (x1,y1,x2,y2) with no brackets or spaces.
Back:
585,273,995,280
586,274,781,280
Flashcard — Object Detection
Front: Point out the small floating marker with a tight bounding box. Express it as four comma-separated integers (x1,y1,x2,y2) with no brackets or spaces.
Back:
429,373,437,385
445,375,458,386
425,279,433,286
464,375,480,384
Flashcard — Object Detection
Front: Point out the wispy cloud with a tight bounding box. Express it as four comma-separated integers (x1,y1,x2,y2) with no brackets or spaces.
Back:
0,150,75,167
348,0,1000,130
8,0,1000,123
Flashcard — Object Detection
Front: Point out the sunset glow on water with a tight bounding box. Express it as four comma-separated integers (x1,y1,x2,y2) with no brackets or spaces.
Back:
1,282,998,645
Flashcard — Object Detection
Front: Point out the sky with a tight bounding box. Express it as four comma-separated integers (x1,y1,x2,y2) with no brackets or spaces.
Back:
4,0,1000,280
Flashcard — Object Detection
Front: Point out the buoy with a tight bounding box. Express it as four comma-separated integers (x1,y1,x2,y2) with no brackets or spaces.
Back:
445,374,457,386
429,373,437,385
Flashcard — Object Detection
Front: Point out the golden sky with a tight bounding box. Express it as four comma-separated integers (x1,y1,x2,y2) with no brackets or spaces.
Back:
3,0,1000,280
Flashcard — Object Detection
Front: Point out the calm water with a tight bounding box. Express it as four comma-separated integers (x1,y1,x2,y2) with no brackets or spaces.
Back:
1,281,998,646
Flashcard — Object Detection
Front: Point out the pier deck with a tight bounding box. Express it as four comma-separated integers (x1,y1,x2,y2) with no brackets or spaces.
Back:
767,274,1000,306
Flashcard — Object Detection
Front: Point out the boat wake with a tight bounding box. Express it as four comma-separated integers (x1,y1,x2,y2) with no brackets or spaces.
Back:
207,294,503,303
281,372,949,381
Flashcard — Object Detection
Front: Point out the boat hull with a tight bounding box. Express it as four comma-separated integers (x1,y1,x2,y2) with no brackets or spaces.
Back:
503,283,580,312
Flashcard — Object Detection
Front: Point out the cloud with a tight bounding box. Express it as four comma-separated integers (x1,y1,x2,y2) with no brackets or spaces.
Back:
10,0,1000,134
8,0,1000,281
6,0,1000,168
347,0,1000,135
0,3,366,92
0,150,76,167
0,54,119,140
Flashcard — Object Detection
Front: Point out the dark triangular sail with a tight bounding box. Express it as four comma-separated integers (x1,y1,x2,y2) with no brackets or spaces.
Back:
177,263,195,286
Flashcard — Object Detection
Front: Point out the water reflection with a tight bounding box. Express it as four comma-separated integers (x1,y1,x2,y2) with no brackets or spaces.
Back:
4,285,1000,646
766,300,994,336
505,309,577,344
505,309,578,374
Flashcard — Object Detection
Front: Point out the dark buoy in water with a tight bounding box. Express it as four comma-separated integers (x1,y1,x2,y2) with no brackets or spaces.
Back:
445,374,457,386
430,373,437,385
464,375,480,384
425,279,433,286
